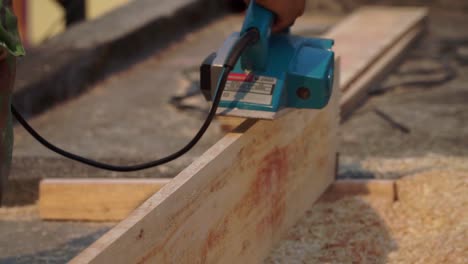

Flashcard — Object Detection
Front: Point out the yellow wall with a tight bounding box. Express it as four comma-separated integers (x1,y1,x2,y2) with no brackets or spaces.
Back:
29,0,64,44
87,0,130,19
28,0,130,45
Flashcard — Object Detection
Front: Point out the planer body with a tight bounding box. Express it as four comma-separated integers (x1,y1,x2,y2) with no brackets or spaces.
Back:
200,1,335,119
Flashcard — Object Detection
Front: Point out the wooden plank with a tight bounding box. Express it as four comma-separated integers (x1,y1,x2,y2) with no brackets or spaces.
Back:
338,15,426,119
320,179,397,203
70,64,340,264
327,6,427,92
39,179,169,221
71,7,428,264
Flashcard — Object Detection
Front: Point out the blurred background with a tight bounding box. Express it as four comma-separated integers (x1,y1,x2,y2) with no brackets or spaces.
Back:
1,0,467,263
13,0,130,46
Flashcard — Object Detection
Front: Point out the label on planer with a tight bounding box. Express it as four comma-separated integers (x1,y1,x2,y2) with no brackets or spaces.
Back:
222,73,276,105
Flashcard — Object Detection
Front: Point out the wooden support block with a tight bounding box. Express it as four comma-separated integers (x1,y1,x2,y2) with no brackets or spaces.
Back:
39,178,396,222
321,179,397,203
39,179,170,221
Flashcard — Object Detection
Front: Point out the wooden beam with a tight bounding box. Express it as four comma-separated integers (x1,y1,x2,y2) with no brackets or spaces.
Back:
71,7,427,264
39,179,169,221
70,63,340,264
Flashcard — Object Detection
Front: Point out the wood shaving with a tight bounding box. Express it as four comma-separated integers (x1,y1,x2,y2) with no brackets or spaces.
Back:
266,169,467,263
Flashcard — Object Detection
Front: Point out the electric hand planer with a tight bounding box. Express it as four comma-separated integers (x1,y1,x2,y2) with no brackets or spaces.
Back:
200,1,335,119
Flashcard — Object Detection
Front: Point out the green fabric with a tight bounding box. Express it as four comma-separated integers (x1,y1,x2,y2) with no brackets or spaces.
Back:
0,0,25,57
0,50,14,204
0,0,21,202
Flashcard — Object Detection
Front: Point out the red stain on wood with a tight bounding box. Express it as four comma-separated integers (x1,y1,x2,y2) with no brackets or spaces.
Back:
241,240,251,254
200,146,291,261
233,147,289,219
201,218,229,262
235,146,290,235
255,147,289,235
137,192,203,263
317,154,328,170
138,142,295,262
257,201,286,235
137,223,177,264
209,170,229,193
208,219,228,250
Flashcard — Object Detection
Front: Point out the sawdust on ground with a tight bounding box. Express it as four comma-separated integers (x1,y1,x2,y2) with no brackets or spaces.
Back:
0,205,38,221
266,169,468,263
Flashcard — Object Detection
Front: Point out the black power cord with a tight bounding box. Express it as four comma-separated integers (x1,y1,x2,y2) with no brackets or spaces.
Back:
11,29,260,172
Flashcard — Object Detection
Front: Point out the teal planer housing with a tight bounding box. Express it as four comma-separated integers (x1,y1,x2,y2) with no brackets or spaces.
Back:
200,1,335,114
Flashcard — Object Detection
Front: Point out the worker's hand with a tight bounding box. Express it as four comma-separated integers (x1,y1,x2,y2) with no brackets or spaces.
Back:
244,0,306,32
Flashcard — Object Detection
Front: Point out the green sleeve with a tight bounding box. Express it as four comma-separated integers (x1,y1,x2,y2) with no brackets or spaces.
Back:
0,0,20,203
0,0,25,57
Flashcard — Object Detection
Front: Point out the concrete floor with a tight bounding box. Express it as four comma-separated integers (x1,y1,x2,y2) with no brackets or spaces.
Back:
1,6,467,264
